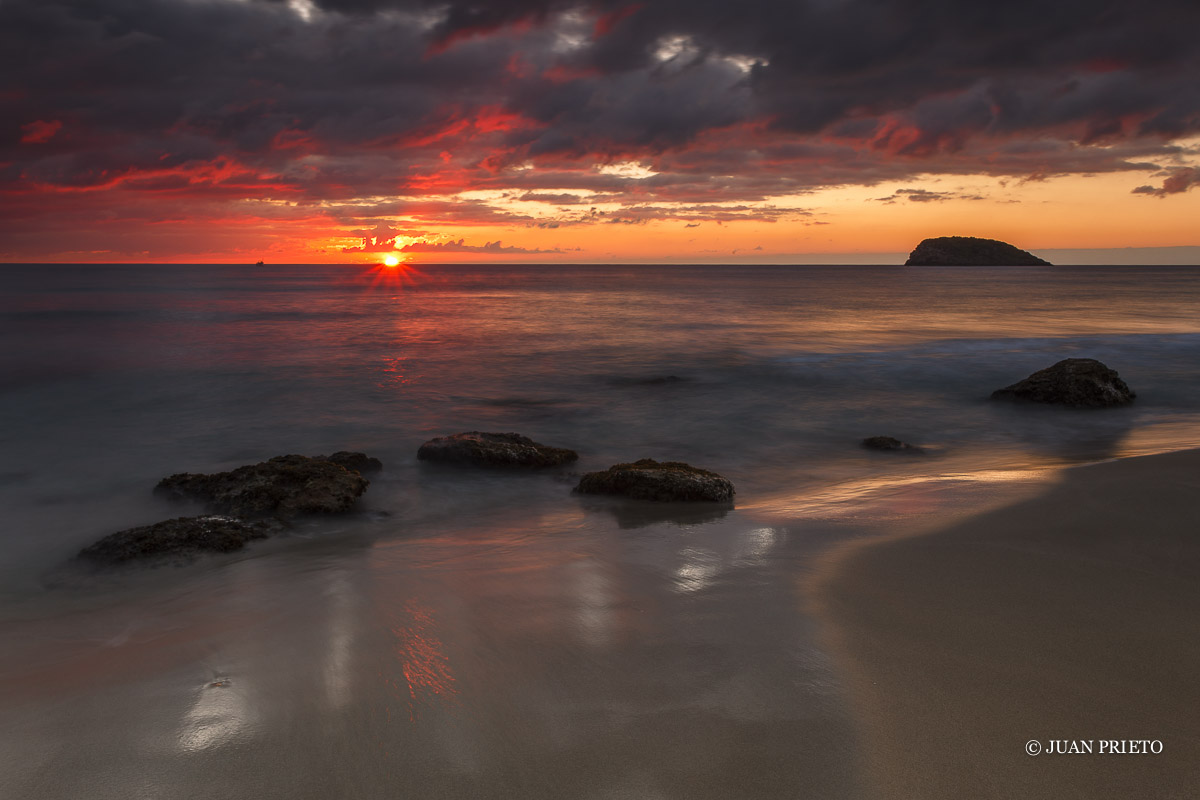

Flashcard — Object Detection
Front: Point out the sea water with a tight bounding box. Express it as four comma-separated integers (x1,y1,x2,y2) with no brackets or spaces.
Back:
2,264,1200,798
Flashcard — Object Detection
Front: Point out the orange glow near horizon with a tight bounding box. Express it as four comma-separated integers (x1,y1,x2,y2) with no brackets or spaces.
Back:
4,166,1199,265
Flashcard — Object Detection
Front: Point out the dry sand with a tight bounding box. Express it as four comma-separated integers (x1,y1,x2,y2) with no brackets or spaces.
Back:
817,448,1200,799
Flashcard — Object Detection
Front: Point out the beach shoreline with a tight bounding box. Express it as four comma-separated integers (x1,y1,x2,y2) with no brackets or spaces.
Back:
6,264,1200,797
815,447,1200,799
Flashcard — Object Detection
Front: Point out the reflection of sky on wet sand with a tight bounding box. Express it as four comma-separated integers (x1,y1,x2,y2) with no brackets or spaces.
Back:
177,679,253,753
673,547,721,594
322,567,355,711
386,599,458,720
566,557,616,648
742,467,1056,523
0,475,1052,799
674,527,783,594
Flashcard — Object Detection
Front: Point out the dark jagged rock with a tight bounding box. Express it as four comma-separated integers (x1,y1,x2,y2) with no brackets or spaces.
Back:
78,515,281,565
574,459,735,502
417,431,578,467
155,455,369,517
905,236,1051,266
315,451,383,474
862,436,924,453
991,358,1135,408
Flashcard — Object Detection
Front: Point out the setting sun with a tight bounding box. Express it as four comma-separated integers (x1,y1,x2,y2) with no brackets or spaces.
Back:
383,255,400,267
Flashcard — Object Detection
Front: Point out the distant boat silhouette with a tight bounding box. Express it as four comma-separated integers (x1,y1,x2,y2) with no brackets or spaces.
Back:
255,260,264,266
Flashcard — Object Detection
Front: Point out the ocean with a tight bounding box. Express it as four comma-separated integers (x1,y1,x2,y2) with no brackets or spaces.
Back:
3,263,1200,798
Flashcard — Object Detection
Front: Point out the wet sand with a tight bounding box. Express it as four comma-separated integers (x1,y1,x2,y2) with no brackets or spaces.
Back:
0,503,869,800
818,448,1200,799
4,451,1198,799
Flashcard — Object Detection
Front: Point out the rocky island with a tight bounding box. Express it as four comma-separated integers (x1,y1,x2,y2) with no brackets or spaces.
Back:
905,236,1051,266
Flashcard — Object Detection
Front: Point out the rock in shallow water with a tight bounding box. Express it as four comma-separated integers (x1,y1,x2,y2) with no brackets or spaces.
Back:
574,459,735,502
991,358,1135,408
78,515,281,565
417,431,578,467
861,436,924,453
155,454,370,517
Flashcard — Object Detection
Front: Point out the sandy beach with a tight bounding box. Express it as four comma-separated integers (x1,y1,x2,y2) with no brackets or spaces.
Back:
817,448,1200,799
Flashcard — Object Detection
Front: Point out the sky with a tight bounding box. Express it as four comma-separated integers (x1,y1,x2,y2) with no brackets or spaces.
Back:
2,0,1199,264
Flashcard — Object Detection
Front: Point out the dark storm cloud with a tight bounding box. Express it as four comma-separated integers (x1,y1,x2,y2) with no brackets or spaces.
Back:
3,0,1199,240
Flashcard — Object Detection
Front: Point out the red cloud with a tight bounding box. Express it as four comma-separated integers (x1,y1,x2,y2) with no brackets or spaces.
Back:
21,120,62,144
593,4,643,37
21,157,296,196
270,128,317,153
472,106,542,134
425,15,538,58
542,65,602,84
